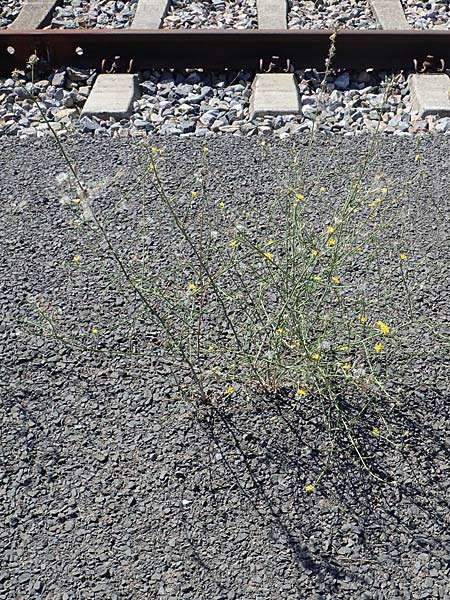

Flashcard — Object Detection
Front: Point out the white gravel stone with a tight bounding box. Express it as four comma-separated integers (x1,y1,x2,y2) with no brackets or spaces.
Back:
162,0,257,28
288,0,379,29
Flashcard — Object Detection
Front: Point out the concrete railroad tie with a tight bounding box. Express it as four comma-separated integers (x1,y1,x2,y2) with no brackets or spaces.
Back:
81,74,140,121
256,0,287,29
252,0,301,118
250,74,301,119
409,74,450,118
131,0,171,28
8,0,60,29
78,0,172,120
368,0,411,29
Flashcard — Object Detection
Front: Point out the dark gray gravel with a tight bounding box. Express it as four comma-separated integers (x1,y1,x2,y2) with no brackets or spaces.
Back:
1,134,450,599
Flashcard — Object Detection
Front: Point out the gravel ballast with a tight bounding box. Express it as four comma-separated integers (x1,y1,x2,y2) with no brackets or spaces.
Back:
402,0,450,28
162,0,257,28
0,0,23,28
2,67,450,139
2,134,450,599
4,0,450,30
51,0,138,28
288,0,378,29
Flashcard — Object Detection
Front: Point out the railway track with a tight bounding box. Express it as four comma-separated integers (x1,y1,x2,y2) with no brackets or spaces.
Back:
1,0,450,138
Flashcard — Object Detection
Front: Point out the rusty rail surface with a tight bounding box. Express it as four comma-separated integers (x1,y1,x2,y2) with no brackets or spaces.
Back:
1,29,450,73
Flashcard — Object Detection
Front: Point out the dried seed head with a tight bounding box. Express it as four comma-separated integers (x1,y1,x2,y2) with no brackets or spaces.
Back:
27,53,40,67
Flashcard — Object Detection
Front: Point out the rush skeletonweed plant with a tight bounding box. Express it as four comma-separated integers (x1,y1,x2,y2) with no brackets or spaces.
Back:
28,134,431,488
24,42,437,487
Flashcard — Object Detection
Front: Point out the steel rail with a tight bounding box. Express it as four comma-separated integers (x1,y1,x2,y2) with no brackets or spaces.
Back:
1,30,450,73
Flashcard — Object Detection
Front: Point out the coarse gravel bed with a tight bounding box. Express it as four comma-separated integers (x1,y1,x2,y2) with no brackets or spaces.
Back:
2,134,450,599
3,67,450,139
0,0,23,28
51,0,138,28
286,0,450,30
161,0,257,29
287,0,379,29
402,0,450,28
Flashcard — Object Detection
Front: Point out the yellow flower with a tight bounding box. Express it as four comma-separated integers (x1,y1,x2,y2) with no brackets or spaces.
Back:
295,193,304,201
305,483,315,493
267,239,275,246
191,191,198,199
151,146,159,154
225,384,234,395
91,327,98,334
399,252,407,260
327,226,335,234
73,197,81,204
311,353,320,361
311,249,318,257
264,251,273,262
188,282,197,292
276,327,284,334
327,237,336,247
218,201,225,208
313,275,322,282
319,186,326,193
207,344,215,351
374,342,383,353
415,153,421,162
295,340,301,349
381,187,388,194
339,345,349,351
359,315,367,323
372,426,380,436
261,140,267,147
342,362,351,371
203,146,209,153
376,321,390,335
331,276,340,284
72,255,80,263
229,239,238,248
297,388,307,397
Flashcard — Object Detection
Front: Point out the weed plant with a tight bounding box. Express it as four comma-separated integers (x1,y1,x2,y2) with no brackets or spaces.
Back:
22,43,444,488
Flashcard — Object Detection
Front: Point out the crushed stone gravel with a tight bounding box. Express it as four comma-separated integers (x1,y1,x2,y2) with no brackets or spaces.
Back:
1,134,450,599
2,67,450,139
50,0,138,28
4,0,450,30
0,0,23,28
402,0,450,28
288,0,379,29
162,0,258,28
